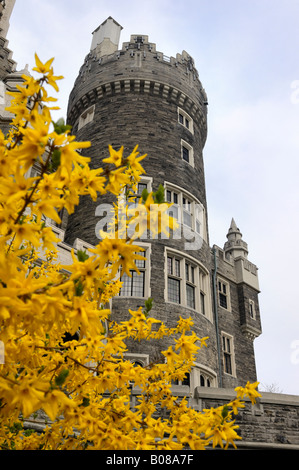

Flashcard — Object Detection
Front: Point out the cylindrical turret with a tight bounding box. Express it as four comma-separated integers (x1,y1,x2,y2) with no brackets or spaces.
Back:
65,19,219,388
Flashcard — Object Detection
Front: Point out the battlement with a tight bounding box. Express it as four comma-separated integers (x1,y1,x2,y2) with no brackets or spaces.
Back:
85,31,201,81
69,32,208,137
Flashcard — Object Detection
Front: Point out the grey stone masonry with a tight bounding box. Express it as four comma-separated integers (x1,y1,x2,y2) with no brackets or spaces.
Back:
194,387,299,449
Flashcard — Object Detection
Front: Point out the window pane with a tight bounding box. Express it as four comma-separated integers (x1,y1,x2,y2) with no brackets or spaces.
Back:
120,273,132,296
179,113,184,124
168,277,180,303
183,210,192,227
135,256,145,269
219,293,227,309
132,271,145,297
175,259,180,277
120,271,145,297
137,183,147,195
191,266,194,283
224,352,232,375
200,292,205,315
173,192,178,204
183,197,191,210
185,263,189,281
167,256,172,275
168,205,178,221
166,190,171,202
182,373,190,386
182,146,189,162
186,284,195,309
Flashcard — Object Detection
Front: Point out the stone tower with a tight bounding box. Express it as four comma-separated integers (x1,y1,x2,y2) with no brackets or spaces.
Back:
0,0,29,135
64,17,262,392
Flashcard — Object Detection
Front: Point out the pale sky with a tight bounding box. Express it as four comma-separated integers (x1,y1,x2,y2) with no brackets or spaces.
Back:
6,0,299,395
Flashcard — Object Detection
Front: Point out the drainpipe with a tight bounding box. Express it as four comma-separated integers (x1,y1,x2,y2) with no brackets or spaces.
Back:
212,246,222,388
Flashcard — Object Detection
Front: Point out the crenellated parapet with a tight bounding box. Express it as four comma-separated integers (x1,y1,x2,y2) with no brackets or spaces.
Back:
67,30,208,145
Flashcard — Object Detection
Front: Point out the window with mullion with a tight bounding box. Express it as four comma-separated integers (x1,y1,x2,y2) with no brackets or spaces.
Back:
183,196,192,228
119,253,146,297
178,108,193,134
218,280,228,309
167,256,181,304
167,255,199,310
185,262,195,309
222,334,234,376
166,190,179,223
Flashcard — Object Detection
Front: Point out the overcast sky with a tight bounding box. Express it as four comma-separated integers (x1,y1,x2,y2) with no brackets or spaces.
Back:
6,0,299,395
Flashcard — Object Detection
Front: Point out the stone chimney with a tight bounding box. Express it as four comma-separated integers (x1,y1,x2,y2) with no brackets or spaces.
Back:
90,17,123,58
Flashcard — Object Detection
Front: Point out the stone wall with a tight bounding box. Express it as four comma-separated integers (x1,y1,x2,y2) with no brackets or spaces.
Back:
194,387,299,449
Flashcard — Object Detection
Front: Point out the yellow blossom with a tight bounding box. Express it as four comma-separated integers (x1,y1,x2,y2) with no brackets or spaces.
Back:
103,145,124,167
0,55,261,451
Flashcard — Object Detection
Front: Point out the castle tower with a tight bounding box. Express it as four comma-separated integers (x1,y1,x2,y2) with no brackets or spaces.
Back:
0,0,30,135
63,18,262,391
212,218,262,388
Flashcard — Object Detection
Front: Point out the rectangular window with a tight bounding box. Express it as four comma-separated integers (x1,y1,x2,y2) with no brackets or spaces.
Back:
182,145,189,162
195,205,202,234
119,249,148,298
185,262,195,309
178,107,193,134
249,299,256,319
166,189,179,222
165,184,205,241
186,284,195,309
167,256,181,304
137,182,148,195
181,140,194,167
125,177,152,201
222,334,235,376
78,105,95,130
120,271,145,297
168,277,180,303
166,252,209,315
183,196,192,228
200,292,205,315
218,280,229,309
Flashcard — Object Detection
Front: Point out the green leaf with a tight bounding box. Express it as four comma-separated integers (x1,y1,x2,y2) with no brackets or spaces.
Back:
52,118,72,135
221,405,229,421
51,148,61,170
141,188,149,202
80,397,90,407
74,279,84,297
153,184,165,204
77,250,89,262
55,368,69,387
143,297,153,316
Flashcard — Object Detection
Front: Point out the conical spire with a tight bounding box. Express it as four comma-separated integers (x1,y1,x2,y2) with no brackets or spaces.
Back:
224,218,248,259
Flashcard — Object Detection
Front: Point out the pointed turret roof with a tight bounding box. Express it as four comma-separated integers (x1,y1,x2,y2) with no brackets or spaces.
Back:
224,218,248,258
227,218,241,235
